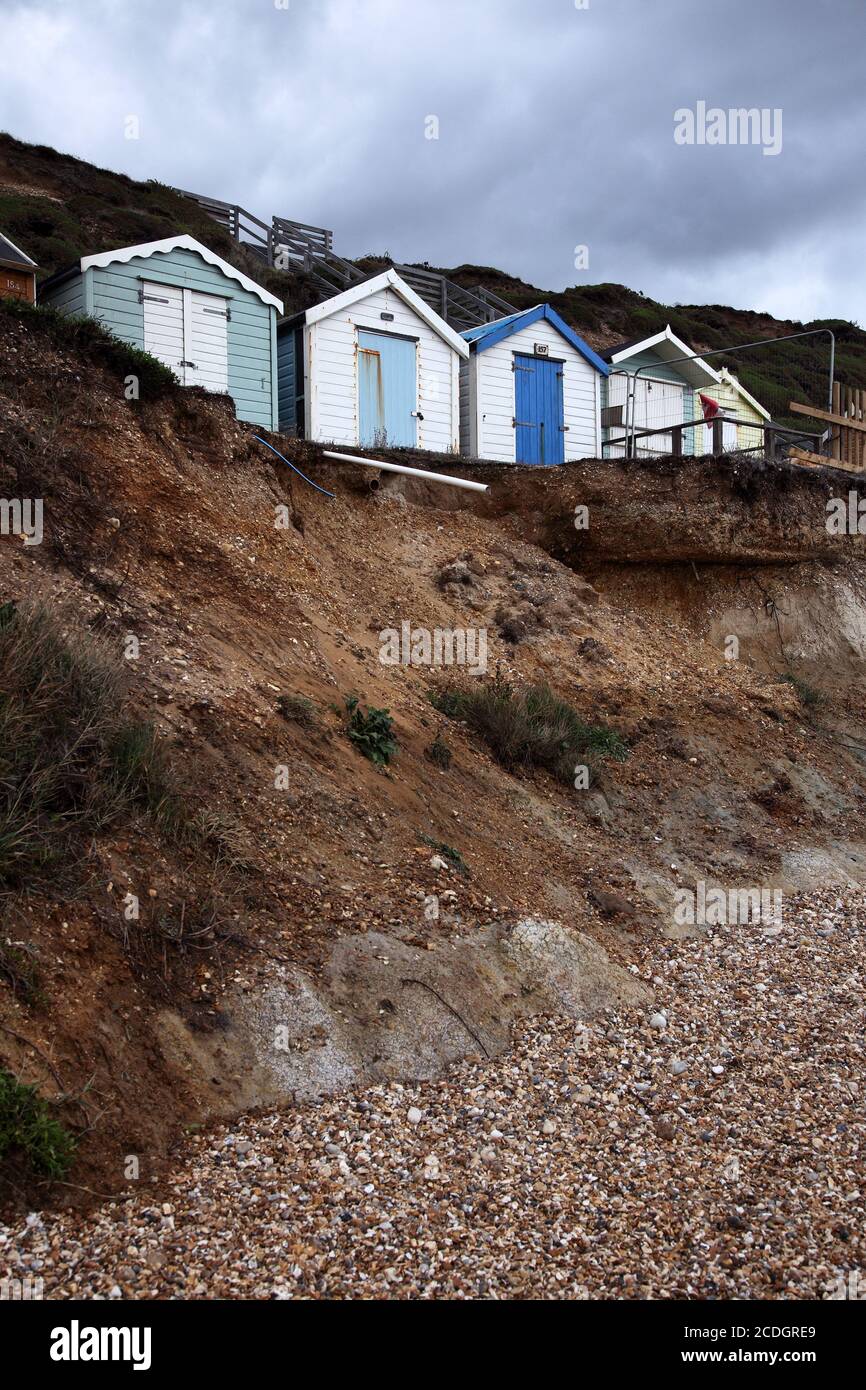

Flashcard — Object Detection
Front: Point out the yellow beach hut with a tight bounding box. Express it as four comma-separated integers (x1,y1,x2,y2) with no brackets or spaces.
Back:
696,368,770,453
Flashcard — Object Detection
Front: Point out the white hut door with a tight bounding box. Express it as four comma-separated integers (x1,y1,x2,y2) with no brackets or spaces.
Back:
142,281,185,381
142,282,228,392
185,289,229,393
605,373,630,456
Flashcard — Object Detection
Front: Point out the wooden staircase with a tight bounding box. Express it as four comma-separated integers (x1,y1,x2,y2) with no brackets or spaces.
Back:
175,188,515,331
389,264,516,331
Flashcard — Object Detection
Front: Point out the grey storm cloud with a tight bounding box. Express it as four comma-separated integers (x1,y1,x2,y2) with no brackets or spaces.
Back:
1,0,864,323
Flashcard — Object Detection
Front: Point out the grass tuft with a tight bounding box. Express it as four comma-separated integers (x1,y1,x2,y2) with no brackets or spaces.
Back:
276,693,316,726
780,672,823,709
432,672,628,785
0,602,180,889
0,938,44,1008
425,732,453,769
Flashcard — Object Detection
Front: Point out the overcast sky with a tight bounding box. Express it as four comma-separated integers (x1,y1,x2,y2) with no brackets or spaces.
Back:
1,0,864,324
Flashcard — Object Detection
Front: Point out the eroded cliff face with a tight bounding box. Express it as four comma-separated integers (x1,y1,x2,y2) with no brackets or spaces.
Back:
3,310,866,1207
457,453,866,568
362,444,866,680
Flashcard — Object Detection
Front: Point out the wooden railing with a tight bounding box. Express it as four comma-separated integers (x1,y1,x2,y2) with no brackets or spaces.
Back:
272,215,333,261
471,285,519,318
173,187,275,263
175,187,336,271
174,187,516,329
391,265,513,329
604,415,830,465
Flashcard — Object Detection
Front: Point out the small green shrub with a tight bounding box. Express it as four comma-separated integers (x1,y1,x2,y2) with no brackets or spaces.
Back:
0,1069,75,1178
432,673,628,785
276,693,316,726
344,696,398,767
87,327,180,401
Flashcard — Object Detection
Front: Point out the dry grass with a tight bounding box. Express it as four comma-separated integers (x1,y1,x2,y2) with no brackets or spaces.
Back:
0,601,177,890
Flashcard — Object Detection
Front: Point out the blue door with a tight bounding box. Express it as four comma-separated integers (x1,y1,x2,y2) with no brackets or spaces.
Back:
358,330,417,447
514,353,565,464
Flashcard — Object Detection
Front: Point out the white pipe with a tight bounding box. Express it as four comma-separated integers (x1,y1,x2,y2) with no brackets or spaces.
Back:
322,450,488,493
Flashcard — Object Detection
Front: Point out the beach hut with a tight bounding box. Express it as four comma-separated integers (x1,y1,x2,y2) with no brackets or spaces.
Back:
0,232,38,304
39,235,283,429
276,269,468,452
696,367,770,453
459,304,608,464
601,325,720,456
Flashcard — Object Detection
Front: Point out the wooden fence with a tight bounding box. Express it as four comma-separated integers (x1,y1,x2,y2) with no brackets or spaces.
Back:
788,385,866,471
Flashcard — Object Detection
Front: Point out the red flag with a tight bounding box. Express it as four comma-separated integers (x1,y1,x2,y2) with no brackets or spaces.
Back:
699,393,720,421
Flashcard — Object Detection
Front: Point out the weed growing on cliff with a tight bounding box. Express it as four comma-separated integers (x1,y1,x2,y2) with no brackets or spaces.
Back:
106,721,184,831
0,938,44,1008
419,834,469,875
780,672,823,709
425,731,453,769
432,673,628,785
0,602,180,888
0,1069,75,1179
276,693,317,726
344,696,398,767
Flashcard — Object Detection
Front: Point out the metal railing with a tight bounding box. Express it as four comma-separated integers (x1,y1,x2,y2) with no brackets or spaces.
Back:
622,329,835,458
